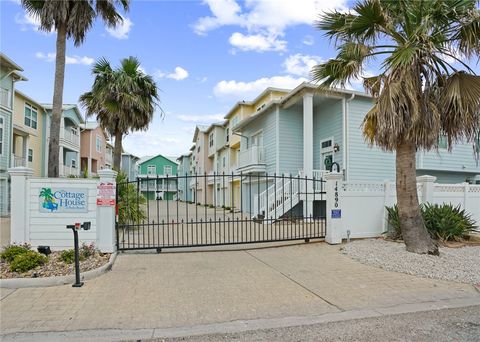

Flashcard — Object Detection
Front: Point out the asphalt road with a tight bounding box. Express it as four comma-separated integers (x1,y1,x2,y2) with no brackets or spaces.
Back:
150,305,480,342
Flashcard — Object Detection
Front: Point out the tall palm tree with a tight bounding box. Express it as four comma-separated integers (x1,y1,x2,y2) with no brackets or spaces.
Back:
21,0,129,177
79,57,160,170
312,0,480,254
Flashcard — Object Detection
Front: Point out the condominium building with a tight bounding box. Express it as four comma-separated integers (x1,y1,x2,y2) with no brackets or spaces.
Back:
80,122,110,176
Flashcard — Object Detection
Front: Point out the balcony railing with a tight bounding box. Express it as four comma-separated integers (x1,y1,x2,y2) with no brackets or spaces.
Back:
12,154,27,167
0,88,11,108
61,129,80,146
238,145,265,168
139,183,178,192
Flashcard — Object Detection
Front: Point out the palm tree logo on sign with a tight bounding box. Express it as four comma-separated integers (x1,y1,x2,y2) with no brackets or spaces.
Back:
39,188,58,212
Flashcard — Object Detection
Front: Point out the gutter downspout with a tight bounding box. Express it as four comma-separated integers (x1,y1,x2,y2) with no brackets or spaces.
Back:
343,93,355,181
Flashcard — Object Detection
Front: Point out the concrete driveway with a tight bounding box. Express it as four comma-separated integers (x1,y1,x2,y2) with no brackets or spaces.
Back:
1,242,479,340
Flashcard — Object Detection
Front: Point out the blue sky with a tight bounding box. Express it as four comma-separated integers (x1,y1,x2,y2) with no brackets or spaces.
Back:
1,0,478,158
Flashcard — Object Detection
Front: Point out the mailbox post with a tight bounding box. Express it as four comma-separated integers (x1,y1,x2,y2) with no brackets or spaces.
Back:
66,222,91,287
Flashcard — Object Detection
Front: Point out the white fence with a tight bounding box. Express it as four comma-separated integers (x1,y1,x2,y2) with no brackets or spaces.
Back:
8,167,116,252
325,174,480,243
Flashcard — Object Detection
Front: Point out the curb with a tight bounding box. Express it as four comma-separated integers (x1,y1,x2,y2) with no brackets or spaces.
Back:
0,252,117,289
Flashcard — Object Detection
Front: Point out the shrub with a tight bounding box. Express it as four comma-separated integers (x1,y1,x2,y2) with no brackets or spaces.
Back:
386,203,476,241
80,243,96,258
116,171,147,224
423,203,476,241
1,244,31,263
10,251,47,273
385,205,402,239
60,249,85,264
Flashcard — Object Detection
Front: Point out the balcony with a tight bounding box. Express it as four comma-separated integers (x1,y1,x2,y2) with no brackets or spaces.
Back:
139,182,178,192
0,88,12,108
237,145,266,173
12,154,26,167
60,129,80,147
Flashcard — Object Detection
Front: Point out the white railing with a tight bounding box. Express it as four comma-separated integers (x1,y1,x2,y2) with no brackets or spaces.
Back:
61,129,80,146
238,145,265,168
12,154,27,167
0,88,11,108
60,165,78,177
139,183,177,192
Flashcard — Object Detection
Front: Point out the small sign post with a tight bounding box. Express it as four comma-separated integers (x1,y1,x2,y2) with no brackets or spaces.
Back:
66,222,91,287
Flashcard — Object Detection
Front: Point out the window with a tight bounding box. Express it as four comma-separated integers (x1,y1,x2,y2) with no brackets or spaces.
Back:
28,148,33,162
164,165,172,175
438,134,448,149
0,116,3,155
321,140,332,149
96,135,102,152
147,165,156,175
24,103,38,129
209,133,214,147
71,159,76,168
197,146,200,152
226,128,229,143
223,157,226,167
231,116,239,128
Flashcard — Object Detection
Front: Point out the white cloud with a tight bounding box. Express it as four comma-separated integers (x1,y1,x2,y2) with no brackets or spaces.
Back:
105,16,132,39
193,0,347,51
155,67,189,81
15,12,52,33
177,114,225,122
302,35,314,46
167,67,189,80
229,32,286,52
283,53,323,77
123,131,186,158
193,0,244,35
35,52,94,65
214,75,307,98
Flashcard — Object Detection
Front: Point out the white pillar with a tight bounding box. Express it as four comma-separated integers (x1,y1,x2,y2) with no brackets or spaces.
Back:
303,93,314,218
303,93,314,178
8,167,34,244
59,145,64,175
416,175,436,204
96,168,117,252
325,172,344,244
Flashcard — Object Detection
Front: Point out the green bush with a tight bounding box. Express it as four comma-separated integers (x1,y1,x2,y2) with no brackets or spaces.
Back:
386,203,476,241
10,251,47,273
423,203,476,241
116,171,147,224
1,244,31,262
60,249,85,264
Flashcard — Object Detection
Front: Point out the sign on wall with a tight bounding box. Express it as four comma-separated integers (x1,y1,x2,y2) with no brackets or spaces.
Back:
97,182,116,206
39,188,88,213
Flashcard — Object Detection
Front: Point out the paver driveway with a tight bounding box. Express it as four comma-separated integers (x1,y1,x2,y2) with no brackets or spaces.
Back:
1,242,479,336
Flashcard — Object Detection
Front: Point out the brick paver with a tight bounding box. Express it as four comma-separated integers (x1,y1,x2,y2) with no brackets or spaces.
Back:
1,242,478,336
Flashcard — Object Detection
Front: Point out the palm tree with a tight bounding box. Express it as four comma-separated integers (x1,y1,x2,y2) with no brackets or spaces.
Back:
79,57,160,170
312,0,480,254
21,0,129,177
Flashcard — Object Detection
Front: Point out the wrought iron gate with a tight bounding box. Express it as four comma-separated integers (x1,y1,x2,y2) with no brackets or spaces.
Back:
116,173,326,251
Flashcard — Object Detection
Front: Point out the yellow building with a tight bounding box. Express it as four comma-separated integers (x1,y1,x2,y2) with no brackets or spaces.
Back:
13,90,47,177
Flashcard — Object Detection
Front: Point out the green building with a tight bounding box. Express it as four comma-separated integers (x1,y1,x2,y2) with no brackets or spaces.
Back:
137,154,178,200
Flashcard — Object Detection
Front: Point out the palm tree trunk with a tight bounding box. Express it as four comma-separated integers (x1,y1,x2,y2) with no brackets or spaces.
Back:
396,142,438,255
48,22,67,177
113,130,123,171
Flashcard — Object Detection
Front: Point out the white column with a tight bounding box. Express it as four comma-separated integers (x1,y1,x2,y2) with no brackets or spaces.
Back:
416,175,436,204
325,172,344,244
303,93,314,218
59,145,64,176
303,93,314,178
96,168,117,252
8,167,34,244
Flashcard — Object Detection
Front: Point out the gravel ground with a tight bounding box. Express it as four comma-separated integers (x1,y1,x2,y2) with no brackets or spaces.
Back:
145,305,480,342
0,250,110,279
342,239,480,284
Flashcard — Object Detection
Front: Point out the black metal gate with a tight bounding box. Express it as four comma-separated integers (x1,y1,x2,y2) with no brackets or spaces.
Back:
116,173,326,251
